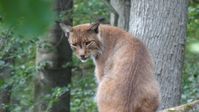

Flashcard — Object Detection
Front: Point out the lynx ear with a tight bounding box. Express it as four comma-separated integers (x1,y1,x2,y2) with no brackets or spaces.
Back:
88,17,105,33
59,23,72,37
88,23,100,33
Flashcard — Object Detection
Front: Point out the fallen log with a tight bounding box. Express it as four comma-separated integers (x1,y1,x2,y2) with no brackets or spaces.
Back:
160,100,199,112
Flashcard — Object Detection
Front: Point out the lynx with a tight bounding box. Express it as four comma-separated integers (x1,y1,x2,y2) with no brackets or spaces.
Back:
60,22,160,112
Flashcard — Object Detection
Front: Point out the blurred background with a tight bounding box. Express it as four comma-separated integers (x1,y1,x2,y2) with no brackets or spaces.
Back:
0,0,198,112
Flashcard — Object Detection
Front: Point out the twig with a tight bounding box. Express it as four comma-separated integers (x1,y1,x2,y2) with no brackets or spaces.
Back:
160,100,199,112
102,0,119,26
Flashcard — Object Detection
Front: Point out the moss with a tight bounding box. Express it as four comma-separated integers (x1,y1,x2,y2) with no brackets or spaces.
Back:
167,109,177,112
183,104,194,111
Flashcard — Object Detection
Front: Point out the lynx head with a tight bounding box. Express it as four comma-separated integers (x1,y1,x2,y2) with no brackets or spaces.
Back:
60,23,102,62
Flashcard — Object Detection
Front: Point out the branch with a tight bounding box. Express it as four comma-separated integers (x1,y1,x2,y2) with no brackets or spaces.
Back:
160,100,199,112
102,0,119,26
190,0,199,3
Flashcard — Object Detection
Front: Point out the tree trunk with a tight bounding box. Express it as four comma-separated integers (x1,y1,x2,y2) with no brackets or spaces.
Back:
110,0,188,109
0,63,12,112
0,37,13,112
34,0,72,112
0,85,12,112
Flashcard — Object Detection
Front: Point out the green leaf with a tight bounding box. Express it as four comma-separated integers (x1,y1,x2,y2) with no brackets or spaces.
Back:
0,0,56,38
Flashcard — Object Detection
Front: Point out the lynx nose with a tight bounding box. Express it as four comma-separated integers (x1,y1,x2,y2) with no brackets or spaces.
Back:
80,55,86,59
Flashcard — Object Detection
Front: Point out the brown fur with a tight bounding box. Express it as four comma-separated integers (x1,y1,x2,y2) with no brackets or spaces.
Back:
60,23,160,112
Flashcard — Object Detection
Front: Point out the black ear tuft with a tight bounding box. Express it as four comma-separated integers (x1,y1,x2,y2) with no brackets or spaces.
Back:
89,23,100,33
88,17,106,33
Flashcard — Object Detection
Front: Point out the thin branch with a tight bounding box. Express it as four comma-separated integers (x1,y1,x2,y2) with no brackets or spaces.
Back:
102,0,119,26
190,0,199,3
160,100,199,112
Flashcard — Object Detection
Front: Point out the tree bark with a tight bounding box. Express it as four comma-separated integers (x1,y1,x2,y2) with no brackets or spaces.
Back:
0,85,12,112
110,0,188,109
0,63,12,112
34,0,72,112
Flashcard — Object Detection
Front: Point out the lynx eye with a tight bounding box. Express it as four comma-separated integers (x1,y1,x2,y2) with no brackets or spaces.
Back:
85,41,91,46
71,43,77,47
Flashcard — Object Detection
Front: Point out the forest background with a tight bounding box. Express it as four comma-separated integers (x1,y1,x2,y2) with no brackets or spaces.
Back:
0,0,199,112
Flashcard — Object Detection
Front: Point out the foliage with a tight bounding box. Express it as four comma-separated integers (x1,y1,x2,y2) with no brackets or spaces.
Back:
0,0,108,111
187,2,199,40
0,0,109,37
0,0,55,38
73,0,110,25
71,58,97,112
181,2,199,104
0,25,36,111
